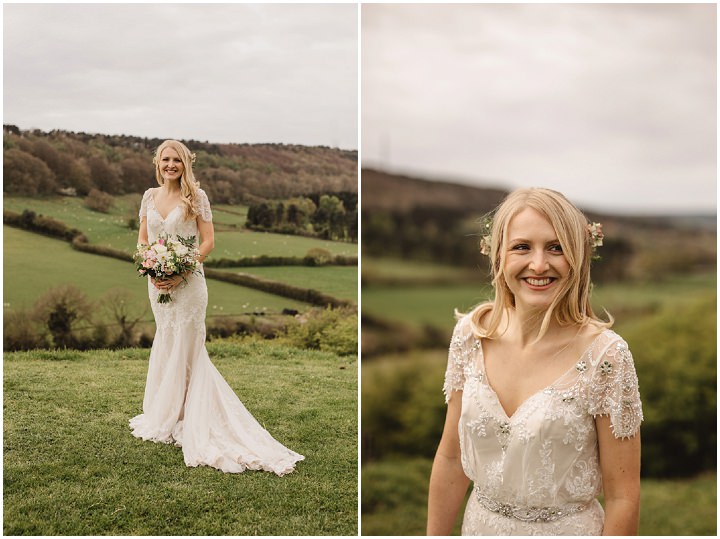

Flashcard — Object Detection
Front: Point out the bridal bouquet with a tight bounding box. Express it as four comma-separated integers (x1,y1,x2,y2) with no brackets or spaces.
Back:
134,235,200,304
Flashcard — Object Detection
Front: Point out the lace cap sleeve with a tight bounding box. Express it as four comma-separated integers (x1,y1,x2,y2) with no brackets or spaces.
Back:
443,315,476,404
195,188,212,222
586,333,643,438
139,189,153,220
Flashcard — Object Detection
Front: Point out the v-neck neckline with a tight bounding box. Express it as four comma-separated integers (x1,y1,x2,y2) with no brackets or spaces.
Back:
472,331,604,421
151,190,182,221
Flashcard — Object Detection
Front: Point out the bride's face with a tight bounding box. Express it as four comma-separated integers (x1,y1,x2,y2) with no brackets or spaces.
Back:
502,207,570,311
159,147,185,183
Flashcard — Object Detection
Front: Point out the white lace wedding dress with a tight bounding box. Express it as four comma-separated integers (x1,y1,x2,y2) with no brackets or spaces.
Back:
444,313,642,535
130,187,304,475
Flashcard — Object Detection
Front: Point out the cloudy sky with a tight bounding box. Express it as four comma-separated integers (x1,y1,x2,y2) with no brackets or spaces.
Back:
4,3,357,149
362,4,716,215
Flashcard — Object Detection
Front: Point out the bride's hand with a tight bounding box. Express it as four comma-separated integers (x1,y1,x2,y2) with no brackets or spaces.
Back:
151,276,176,291
164,274,185,291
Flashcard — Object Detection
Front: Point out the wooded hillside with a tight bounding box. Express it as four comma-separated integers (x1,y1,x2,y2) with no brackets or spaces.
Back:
3,125,357,203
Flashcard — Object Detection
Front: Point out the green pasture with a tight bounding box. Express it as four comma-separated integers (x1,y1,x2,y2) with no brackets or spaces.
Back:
4,227,310,318
361,458,716,536
362,268,716,334
4,196,358,257
217,266,358,301
362,284,494,332
362,256,478,282
4,194,138,249
213,230,357,258
212,204,249,227
4,340,357,535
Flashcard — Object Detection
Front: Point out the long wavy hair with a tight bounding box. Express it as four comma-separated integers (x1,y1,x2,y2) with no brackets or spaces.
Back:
153,140,201,221
468,187,612,340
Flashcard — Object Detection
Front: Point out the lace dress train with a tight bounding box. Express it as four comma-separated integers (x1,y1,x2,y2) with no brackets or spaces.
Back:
130,188,304,475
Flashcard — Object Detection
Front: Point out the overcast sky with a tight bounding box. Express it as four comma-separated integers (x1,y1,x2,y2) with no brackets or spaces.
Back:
4,3,357,149
362,4,716,215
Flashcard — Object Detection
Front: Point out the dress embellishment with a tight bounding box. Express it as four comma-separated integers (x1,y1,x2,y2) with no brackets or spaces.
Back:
444,314,642,535
473,487,590,523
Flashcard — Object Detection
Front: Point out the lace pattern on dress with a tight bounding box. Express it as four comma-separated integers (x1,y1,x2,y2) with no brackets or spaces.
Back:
585,338,643,438
195,189,213,222
443,319,480,403
139,188,213,223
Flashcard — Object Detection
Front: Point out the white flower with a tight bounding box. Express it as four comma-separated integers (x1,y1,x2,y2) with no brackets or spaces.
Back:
153,244,168,254
175,244,189,256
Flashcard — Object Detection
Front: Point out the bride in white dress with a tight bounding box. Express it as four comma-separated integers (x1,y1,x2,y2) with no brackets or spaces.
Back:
130,140,304,475
428,188,642,535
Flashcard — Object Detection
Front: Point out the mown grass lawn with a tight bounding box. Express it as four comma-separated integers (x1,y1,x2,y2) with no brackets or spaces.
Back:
4,340,357,535
361,458,716,536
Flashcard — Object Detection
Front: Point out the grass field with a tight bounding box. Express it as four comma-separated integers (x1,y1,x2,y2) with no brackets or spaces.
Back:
218,266,358,301
362,267,716,334
361,458,716,536
4,195,358,257
362,256,478,282
4,340,357,535
4,227,310,318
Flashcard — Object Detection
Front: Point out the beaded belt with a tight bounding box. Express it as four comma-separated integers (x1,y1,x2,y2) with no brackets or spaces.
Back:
473,486,590,523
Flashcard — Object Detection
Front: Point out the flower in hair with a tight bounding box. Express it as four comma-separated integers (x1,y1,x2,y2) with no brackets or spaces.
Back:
190,152,197,164
479,215,493,256
587,222,604,249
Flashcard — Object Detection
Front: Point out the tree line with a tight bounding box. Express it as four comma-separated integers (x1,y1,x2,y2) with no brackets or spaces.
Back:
246,192,358,242
3,126,357,203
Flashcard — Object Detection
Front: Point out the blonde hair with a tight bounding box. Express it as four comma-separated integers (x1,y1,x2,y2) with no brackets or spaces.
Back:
153,140,201,221
469,187,612,340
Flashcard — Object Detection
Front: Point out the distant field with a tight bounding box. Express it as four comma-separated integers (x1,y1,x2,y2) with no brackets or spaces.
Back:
4,195,138,249
3,196,358,258
213,230,357,258
219,266,358,301
4,227,310,318
362,256,479,282
362,264,716,333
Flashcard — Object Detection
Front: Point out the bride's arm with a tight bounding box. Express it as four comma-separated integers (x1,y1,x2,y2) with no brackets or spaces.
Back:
137,217,148,245
196,217,215,264
427,393,470,535
597,415,641,534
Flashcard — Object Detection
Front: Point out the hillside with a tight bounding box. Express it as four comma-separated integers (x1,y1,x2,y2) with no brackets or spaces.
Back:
3,126,357,204
361,168,716,280
361,169,506,213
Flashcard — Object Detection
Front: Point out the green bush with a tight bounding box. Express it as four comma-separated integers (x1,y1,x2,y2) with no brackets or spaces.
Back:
362,351,446,462
624,296,716,477
282,307,358,356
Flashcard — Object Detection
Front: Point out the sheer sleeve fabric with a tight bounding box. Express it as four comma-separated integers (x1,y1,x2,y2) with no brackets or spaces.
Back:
443,315,475,403
139,188,153,220
195,188,212,222
586,333,643,439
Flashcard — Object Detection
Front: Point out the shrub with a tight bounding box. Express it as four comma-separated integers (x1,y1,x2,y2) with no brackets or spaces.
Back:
282,307,358,356
306,247,333,266
85,188,114,213
625,297,716,477
32,285,96,349
3,308,48,351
